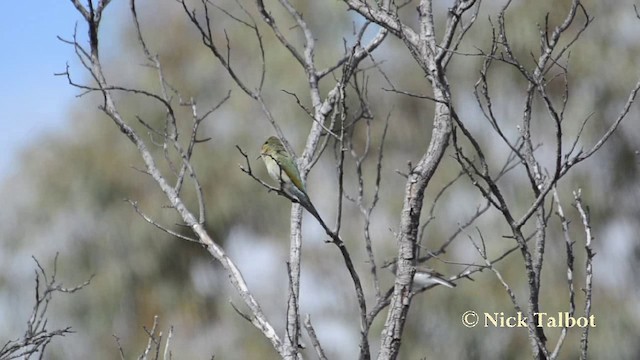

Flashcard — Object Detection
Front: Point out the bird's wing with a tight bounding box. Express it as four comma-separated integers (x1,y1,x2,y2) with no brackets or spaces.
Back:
278,156,305,193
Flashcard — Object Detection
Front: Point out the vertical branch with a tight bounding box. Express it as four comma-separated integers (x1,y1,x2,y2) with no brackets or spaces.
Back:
367,114,390,299
341,1,479,358
550,188,576,359
574,190,593,360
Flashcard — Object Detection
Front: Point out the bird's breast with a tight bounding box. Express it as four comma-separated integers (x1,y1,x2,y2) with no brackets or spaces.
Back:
263,155,286,182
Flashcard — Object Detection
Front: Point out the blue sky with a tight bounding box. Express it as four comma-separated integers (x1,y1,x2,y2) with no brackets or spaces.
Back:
0,2,114,180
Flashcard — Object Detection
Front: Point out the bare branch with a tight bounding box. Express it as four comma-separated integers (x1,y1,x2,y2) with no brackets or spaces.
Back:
303,315,328,360
126,199,200,243
574,190,594,359
0,256,91,360
549,188,576,359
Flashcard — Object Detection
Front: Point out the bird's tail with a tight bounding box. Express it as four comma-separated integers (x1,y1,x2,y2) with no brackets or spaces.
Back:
287,186,327,230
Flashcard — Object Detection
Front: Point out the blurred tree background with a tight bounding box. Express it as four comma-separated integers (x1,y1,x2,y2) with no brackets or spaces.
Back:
1,0,639,359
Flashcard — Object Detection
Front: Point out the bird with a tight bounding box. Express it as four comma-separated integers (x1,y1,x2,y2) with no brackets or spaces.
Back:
260,136,321,220
382,259,456,289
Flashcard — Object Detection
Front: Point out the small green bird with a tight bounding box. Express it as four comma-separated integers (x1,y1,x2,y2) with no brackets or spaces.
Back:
260,136,321,220
261,136,306,193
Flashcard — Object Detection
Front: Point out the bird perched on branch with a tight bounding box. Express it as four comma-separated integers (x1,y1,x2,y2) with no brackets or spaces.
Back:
383,259,456,289
260,136,321,221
